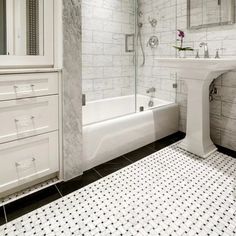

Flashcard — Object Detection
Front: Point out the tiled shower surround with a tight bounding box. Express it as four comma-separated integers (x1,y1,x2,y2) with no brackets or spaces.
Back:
137,0,177,102
82,0,135,102
138,0,236,151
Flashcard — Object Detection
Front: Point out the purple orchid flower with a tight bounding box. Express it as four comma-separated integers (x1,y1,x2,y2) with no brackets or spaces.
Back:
177,29,185,48
173,29,193,52
178,29,185,38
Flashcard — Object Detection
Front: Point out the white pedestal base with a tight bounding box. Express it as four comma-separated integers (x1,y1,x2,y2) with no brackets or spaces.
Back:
179,138,217,158
178,71,221,158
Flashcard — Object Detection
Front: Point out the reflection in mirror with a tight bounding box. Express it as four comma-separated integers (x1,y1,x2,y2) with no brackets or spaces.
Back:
0,0,6,55
203,0,220,25
188,0,203,28
0,0,44,56
221,0,234,23
188,0,235,29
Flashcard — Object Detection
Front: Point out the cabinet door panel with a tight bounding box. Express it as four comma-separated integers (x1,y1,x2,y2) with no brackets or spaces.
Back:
0,95,58,143
0,132,59,194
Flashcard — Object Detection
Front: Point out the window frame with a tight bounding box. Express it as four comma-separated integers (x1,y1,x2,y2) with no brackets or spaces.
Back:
0,0,54,68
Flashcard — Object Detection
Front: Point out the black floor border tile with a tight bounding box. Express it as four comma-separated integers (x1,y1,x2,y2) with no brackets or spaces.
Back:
124,132,186,163
0,206,6,226
150,131,186,150
94,156,132,177
5,185,61,222
56,169,102,196
217,145,236,158
123,145,156,163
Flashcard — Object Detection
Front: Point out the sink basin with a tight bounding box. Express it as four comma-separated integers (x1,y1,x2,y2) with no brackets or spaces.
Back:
156,57,236,158
157,58,236,79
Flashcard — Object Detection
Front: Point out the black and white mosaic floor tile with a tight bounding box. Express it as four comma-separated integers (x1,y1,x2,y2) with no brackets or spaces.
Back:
1,144,236,236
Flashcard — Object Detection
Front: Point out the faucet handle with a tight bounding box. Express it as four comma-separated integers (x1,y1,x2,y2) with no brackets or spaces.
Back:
215,48,226,58
215,49,220,59
195,49,200,58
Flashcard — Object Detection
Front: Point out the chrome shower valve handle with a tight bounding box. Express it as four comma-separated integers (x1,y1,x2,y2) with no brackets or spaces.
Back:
147,36,159,49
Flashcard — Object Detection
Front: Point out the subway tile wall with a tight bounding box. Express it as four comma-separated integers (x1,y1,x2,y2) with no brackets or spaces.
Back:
137,0,177,103
82,0,135,102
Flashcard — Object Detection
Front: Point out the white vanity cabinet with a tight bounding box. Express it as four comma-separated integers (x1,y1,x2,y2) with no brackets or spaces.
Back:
0,132,59,193
0,71,60,197
0,73,58,101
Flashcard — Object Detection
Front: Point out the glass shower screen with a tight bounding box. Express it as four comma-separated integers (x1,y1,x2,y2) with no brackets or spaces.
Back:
82,0,136,125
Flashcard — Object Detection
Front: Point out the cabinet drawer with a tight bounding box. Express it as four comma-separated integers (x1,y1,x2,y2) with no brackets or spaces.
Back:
0,73,58,101
0,95,58,143
0,132,59,194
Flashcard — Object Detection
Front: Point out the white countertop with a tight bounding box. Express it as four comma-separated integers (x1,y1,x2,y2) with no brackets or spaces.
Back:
0,68,62,75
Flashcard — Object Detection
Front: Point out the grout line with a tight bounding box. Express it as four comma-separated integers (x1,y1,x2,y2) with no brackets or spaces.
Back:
93,168,103,178
3,206,7,223
54,185,63,198
123,155,133,163
145,145,157,152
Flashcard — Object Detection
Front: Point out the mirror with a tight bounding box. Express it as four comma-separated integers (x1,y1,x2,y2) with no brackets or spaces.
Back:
0,0,44,56
188,0,235,29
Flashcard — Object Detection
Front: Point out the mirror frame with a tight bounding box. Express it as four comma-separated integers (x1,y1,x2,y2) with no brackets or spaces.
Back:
187,0,235,30
0,0,54,68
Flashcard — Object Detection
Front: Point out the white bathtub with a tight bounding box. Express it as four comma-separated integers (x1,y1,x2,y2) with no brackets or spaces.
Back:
83,95,179,170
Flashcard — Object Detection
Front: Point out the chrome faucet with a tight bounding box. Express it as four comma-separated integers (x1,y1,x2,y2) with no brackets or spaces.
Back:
199,42,210,58
146,87,156,108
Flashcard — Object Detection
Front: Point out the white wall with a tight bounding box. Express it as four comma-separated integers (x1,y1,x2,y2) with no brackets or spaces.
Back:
82,0,135,102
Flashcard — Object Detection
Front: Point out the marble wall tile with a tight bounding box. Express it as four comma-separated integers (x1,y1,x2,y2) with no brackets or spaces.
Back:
82,0,135,102
210,128,221,146
221,116,236,132
210,100,221,116
137,0,177,103
221,130,236,151
220,87,236,103
222,71,236,87
62,0,83,180
222,101,236,119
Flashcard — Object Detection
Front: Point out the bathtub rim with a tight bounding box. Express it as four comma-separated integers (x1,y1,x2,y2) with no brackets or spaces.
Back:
83,102,177,128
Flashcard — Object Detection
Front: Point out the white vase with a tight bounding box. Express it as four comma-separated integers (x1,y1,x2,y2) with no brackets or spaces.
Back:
178,50,186,58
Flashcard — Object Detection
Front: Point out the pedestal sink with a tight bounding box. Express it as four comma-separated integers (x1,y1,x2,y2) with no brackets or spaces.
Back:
156,58,236,158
